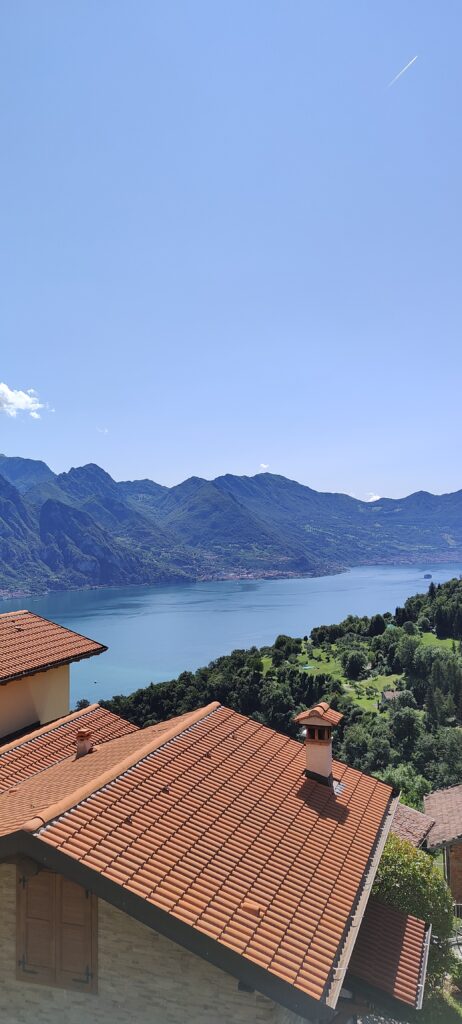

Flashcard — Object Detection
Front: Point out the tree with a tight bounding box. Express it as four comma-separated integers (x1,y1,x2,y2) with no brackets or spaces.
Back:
373,834,453,989
393,634,420,674
368,613,386,637
375,763,430,808
342,649,368,680
259,678,295,734
389,706,423,759
395,689,417,709
340,723,370,771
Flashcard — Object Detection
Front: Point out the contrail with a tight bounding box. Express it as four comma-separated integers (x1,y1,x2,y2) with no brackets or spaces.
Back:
387,55,418,88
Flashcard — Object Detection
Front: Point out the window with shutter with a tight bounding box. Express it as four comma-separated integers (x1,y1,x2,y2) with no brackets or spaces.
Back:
16,868,97,993
16,869,56,985
56,877,97,991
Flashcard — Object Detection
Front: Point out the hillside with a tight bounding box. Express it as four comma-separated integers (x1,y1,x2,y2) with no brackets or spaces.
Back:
102,577,462,802
1,453,462,595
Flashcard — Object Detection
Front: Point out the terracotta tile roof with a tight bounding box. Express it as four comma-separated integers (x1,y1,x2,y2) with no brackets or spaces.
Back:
391,803,435,848
0,610,106,683
348,897,430,1010
0,709,205,835
294,701,344,727
424,784,462,848
0,704,138,794
381,690,399,702
3,704,396,1011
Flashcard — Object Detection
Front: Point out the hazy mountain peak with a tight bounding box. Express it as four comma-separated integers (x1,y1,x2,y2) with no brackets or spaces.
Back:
2,453,462,596
0,454,55,493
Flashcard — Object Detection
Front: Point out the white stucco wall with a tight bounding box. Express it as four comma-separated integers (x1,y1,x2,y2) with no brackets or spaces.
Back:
305,741,332,781
0,664,70,738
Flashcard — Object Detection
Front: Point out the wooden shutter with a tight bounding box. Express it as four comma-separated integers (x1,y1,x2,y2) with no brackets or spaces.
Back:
16,869,56,985
56,877,97,992
16,868,97,992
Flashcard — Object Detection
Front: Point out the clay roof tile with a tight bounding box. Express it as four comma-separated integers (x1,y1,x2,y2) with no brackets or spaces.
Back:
348,896,430,1010
424,783,462,848
391,803,434,848
0,610,106,684
294,703,344,727
1,703,395,1011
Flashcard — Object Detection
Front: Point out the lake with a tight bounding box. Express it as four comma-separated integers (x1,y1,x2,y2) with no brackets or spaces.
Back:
2,564,461,705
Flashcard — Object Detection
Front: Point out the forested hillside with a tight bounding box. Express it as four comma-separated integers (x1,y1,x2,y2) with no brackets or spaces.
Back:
102,577,462,807
2,453,462,594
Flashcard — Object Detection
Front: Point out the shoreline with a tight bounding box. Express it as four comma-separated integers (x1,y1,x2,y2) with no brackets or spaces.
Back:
1,556,460,605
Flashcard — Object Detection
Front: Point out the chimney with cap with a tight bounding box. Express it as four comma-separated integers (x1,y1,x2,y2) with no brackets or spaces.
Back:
75,728,94,759
293,701,343,786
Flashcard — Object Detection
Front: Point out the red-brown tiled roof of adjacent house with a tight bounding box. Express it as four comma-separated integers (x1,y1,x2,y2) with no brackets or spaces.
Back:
294,701,344,727
424,784,462,848
0,610,106,683
348,897,430,1010
0,704,138,794
0,710,205,836
391,803,435,848
0,703,397,1015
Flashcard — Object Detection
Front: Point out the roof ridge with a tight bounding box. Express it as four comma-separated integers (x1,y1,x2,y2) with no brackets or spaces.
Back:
0,609,28,617
0,703,103,757
426,782,462,797
22,701,221,833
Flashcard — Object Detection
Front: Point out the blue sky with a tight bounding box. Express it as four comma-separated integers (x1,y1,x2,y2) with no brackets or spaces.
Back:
1,2,461,498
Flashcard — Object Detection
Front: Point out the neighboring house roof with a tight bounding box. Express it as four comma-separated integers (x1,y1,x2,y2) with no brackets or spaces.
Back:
391,803,435,848
0,704,430,1015
0,701,429,1020
294,701,343,726
0,609,107,683
424,784,462,848
381,690,399,702
348,897,431,1010
0,703,137,793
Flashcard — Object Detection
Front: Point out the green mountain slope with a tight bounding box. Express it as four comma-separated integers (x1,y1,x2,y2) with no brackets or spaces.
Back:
0,454,55,493
1,454,462,595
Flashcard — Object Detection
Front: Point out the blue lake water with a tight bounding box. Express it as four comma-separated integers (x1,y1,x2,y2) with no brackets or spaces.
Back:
2,564,461,705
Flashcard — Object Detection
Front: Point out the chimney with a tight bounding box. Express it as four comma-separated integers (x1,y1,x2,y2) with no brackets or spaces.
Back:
293,702,343,786
75,727,94,759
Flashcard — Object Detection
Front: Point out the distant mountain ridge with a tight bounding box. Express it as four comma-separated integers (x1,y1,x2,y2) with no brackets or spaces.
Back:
1,453,462,595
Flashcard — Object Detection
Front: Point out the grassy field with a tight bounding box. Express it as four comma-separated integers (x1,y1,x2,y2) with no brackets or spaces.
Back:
263,632,457,713
261,641,404,712
411,993,462,1022
421,632,458,650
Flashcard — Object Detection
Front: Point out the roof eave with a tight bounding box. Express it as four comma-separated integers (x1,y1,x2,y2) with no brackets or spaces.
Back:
326,792,400,1010
0,643,107,687
417,923,432,1011
427,831,462,851
0,829,335,1023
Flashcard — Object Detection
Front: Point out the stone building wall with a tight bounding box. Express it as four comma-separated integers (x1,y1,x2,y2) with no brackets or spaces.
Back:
0,864,310,1024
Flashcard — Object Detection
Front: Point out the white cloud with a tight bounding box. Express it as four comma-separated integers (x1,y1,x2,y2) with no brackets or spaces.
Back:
97,426,109,435
365,492,381,502
0,382,45,419
259,463,269,470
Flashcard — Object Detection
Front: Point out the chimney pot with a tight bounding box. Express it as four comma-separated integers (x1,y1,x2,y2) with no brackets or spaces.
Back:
293,703,343,786
75,727,94,759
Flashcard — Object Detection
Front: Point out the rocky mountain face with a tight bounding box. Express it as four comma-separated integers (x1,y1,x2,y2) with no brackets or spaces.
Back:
1,454,462,594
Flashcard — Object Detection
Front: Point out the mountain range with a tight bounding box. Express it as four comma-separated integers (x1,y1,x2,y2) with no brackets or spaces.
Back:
1,453,462,595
